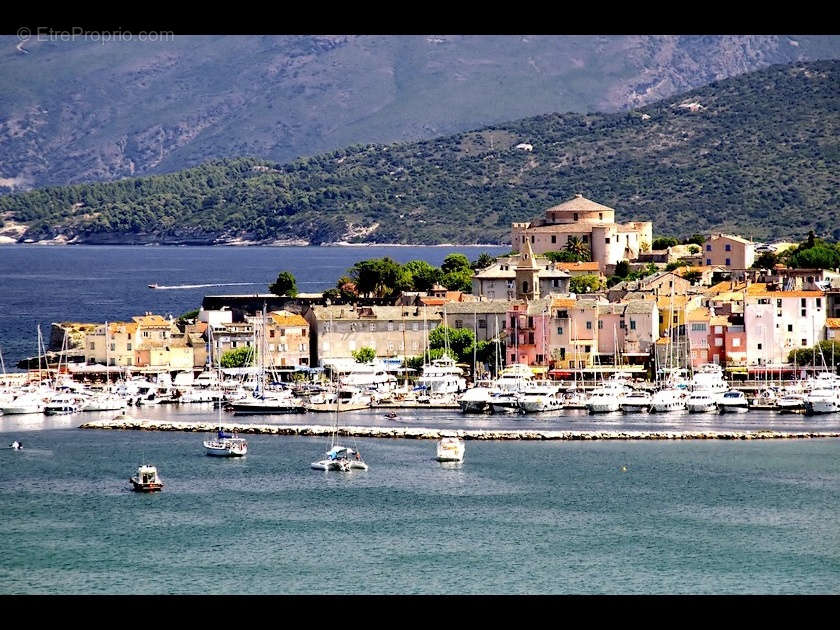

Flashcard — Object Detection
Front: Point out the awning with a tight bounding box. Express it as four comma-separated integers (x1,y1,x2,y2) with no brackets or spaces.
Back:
530,366,548,375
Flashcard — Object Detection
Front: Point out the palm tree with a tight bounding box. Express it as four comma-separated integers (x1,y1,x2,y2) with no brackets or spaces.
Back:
564,236,591,262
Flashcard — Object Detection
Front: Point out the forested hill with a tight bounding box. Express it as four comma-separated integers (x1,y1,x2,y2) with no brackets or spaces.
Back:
1,60,838,246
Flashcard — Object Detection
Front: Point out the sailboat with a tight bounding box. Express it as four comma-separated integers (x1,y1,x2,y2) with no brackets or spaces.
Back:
311,368,368,471
203,329,248,457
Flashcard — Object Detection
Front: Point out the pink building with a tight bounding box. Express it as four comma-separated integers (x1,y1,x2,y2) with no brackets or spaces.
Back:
506,299,553,367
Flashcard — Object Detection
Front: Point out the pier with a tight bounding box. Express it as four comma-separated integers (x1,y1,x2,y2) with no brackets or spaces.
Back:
79,418,840,441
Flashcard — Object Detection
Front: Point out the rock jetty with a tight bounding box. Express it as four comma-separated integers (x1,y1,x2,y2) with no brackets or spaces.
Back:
79,418,840,441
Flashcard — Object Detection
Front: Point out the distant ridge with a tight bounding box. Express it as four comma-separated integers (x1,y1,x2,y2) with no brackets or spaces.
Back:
1,60,838,245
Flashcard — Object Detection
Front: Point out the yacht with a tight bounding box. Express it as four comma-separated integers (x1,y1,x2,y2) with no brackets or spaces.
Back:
586,386,624,413
231,388,307,415
776,392,806,413
486,364,535,414
686,391,719,413
620,389,652,413
306,386,371,412
804,387,840,415
458,380,494,414
489,390,524,414
416,356,467,395
690,364,728,395
718,389,750,413
1,392,47,415
81,392,127,412
43,393,81,415
517,381,563,413
129,465,164,492
650,387,687,412
435,436,465,462
203,429,248,457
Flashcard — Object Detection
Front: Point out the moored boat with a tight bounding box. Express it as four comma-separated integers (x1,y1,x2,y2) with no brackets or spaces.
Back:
129,465,164,492
718,389,750,413
435,436,465,462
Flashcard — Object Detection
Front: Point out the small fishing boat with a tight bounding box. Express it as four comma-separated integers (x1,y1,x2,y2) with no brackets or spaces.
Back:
435,436,465,463
384,411,399,420
129,465,164,492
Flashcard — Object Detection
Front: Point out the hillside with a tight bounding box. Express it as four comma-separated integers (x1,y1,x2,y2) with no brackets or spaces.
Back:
1,60,838,245
1,35,839,191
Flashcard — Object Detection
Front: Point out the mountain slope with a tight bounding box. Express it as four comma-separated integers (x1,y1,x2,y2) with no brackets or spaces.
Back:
1,61,838,245
1,35,838,191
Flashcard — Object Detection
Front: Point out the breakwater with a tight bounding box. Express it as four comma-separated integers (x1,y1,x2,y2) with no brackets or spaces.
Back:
79,418,840,441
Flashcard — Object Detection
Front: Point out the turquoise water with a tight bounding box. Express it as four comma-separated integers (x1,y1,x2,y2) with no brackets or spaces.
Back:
2,420,838,594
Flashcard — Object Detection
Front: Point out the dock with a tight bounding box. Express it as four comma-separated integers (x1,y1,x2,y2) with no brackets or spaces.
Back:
79,418,840,441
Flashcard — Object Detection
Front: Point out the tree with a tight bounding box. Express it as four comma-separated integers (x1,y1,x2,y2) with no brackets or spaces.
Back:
470,253,496,271
752,251,778,269
403,260,441,292
220,346,253,368
652,236,679,250
440,269,473,293
683,234,706,246
269,271,298,296
682,270,703,284
428,326,476,363
665,260,690,271
348,257,406,297
563,236,591,261
788,340,840,367
322,288,341,301
614,260,630,278
335,275,358,298
351,346,376,363
441,253,471,274
569,274,604,294
688,245,700,254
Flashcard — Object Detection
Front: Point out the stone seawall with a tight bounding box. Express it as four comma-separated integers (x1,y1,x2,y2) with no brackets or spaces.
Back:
79,418,840,441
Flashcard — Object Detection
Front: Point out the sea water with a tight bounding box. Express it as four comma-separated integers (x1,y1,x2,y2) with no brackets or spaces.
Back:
1,408,839,594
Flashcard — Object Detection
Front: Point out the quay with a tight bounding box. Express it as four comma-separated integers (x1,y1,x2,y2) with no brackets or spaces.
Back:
79,418,840,441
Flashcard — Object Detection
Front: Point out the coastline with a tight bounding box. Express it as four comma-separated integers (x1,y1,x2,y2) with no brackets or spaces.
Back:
0,240,506,248
79,418,840,441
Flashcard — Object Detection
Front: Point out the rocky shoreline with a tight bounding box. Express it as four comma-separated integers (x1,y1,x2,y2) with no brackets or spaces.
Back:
79,418,840,441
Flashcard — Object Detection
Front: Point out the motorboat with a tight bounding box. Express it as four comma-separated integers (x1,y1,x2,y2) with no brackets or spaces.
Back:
311,446,368,472
562,388,588,409
804,388,840,415
43,393,81,415
650,387,687,412
81,392,127,412
435,436,465,462
686,391,719,413
517,382,563,413
415,356,467,395
129,465,164,492
620,389,652,413
231,388,307,415
203,429,248,457
718,389,750,413
458,381,494,414
585,387,623,413
10,440,22,450
307,386,372,412
776,393,806,413
1,392,47,415
489,390,524,414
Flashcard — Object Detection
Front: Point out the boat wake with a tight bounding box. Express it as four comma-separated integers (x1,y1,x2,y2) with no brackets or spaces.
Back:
148,282,262,290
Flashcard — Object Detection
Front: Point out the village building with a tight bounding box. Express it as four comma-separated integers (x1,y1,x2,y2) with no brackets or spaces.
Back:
471,241,572,300
702,233,755,270
686,306,712,368
505,298,553,369
744,283,827,367
85,321,138,367
826,319,840,341
607,270,691,302
441,301,513,344
510,194,653,272
246,310,310,369
303,304,442,367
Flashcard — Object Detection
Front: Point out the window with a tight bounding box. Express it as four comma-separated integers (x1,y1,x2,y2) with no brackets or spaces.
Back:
551,235,556,244
659,314,664,324
412,323,419,331
725,244,731,252
777,309,782,317
552,278,559,288
522,236,526,243
788,324,793,332
574,213,578,221
630,320,636,330
715,326,723,334
531,235,535,243
89,342,95,350
127,343,131,351
510,354,516,362
801,339,807,347
398,323,405,331
387,321,394,331
598,320,603,329
556,310,568,319
605,237,610,244
816,298,822,308
455,320,463,329
582,235,588,244
715,338,724,346
269,329,275,338
478,319,486,329
691,323,706,332
586,321,592,330
732,338,741,347
706,244,711,251
369,323,375,332
801,298,807,308
584,345,591,353
777,299,782,308
673,314,678,324
706,258,711,265
599,212,603,220
557,326,564,335
801,309,807,317
725,258,731,266
757,343,762,350
619,320,625,329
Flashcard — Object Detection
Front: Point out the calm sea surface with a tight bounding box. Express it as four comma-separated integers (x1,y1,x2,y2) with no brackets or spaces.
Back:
0,244,508,370
1,407,839,595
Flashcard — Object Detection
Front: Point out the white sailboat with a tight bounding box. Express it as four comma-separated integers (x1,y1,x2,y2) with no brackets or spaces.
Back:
203,332,248,457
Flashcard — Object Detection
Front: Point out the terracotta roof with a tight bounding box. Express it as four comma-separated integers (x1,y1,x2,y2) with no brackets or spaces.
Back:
551,261,600,272
687,307,711,322
710,315,730,326
552,298,577,309
745,283,825,298
825,318,840,329
708,233,753,245
109,322,138,335
269,311,307,327
132,314,170,328
656,295,690,309
420,297,446,306
544,195,615,215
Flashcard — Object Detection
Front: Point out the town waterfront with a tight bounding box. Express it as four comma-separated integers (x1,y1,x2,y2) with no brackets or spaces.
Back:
1,408,840,594
0,244,508,370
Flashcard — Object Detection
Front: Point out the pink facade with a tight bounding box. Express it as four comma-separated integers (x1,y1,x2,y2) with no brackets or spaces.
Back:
506,300,552,366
